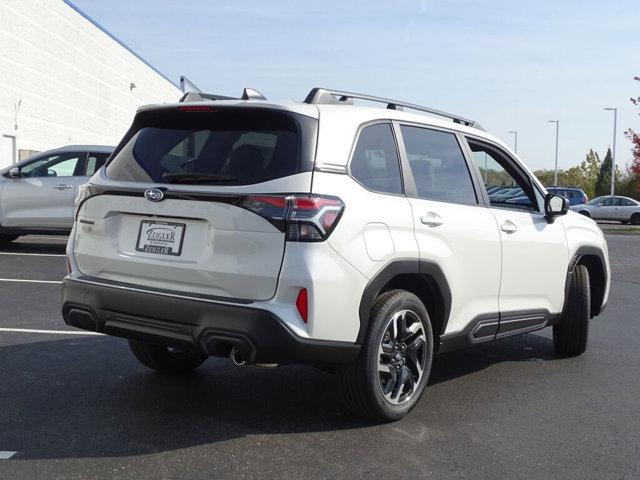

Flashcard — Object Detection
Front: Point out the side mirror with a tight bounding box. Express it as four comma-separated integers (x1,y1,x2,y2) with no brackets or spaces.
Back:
544,193,569,222
7,167,21,179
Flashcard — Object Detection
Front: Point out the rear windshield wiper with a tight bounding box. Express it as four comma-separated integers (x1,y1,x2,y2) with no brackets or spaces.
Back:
162,172,237,184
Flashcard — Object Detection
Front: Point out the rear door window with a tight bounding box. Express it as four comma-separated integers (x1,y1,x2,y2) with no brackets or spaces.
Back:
106,108,315,185
401,126,477,205
85,152,110,176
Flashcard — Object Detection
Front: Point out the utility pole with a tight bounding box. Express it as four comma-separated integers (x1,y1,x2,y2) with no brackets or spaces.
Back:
548,120,559,185
508,131,518,153
604,107,617,196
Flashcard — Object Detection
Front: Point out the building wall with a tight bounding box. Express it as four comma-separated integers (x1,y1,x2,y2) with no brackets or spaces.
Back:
0,0,182,167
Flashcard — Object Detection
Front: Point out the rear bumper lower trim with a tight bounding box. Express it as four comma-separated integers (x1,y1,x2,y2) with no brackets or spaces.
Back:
61,276,360,365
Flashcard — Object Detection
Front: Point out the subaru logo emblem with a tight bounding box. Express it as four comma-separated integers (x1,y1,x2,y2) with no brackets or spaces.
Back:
144,188,164,202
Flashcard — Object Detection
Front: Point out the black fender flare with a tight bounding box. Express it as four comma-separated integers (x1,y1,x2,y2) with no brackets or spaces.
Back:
564,246,608,317
357,259,452,343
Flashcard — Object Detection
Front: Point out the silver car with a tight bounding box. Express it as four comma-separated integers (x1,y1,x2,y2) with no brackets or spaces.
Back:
0,145,114,243
571,195,640,225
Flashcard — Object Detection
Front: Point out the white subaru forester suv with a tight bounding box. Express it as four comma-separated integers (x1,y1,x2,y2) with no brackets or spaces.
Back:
63,88,610,422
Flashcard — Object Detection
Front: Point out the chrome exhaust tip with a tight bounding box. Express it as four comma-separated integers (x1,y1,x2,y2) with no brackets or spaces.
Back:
230,348,247,366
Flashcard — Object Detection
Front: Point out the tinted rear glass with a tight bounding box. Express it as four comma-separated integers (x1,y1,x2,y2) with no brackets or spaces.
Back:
106,108,316,185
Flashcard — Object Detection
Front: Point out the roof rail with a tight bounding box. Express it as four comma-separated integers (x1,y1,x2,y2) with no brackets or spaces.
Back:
303,87,484,130
179,88,268,103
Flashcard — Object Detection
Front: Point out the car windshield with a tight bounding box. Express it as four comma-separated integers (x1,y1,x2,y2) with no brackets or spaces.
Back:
587,196,606,205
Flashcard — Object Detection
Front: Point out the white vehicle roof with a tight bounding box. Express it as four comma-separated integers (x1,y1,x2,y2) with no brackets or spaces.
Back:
136,88,530,179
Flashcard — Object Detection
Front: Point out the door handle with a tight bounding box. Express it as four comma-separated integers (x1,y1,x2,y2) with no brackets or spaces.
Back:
53,184,73,190
420,212,444,227
501,220,518,233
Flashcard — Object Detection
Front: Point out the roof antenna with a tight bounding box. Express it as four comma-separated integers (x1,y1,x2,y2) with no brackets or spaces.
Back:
241,88,267,100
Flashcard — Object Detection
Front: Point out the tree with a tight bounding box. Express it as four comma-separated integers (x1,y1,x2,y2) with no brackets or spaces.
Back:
595,148,613,196
624,76,640,196
578,149,601,198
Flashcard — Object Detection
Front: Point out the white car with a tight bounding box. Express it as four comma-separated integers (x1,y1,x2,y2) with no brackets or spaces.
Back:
62,88,610,421
571,195,640,224
0,145,114,242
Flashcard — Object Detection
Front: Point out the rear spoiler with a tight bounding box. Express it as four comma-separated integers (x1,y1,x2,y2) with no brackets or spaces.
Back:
180,88,267,103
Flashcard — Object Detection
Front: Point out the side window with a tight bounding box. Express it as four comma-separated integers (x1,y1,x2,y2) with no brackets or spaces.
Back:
85,153,110,176
400,126,477,204
620,198,636,207
20,152,83,178
601,198,617,206
468,141,538,211
350,123,402,194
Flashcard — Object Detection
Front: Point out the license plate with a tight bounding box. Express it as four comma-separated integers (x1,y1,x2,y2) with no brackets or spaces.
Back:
136,220,186,256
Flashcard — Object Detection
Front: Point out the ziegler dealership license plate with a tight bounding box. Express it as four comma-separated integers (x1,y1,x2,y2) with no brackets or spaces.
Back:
136,220,186,256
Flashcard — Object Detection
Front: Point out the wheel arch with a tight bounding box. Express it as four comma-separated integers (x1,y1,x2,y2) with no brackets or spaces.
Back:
357,259,452,344
566,246,607,317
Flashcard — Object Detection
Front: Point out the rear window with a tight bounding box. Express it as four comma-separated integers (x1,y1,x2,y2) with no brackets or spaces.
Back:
106,108,316,185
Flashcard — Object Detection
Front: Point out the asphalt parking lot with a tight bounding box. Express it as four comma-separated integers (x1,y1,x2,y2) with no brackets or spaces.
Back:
0,233,639,479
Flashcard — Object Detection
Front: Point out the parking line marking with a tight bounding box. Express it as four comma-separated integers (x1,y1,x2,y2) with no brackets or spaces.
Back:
0,328,103,336
0,252,65,257
0,451,17,460
0,278,62,284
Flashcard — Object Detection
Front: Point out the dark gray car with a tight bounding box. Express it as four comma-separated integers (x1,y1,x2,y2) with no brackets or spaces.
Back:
0,145,114,242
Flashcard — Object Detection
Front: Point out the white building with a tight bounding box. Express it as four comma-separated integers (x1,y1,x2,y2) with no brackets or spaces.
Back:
0,0,182,168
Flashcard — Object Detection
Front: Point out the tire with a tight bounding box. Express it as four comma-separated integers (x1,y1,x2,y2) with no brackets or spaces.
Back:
128,339,208,373
338,290,434,422
553,264,590,356
0,234,19,243
579,210,590,217
631,213,640,226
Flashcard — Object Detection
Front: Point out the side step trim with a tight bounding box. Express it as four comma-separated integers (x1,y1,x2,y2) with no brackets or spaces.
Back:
495,312,548,339
438,309,554,354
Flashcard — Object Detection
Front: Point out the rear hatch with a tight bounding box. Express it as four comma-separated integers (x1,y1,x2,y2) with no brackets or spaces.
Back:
73,105,318,301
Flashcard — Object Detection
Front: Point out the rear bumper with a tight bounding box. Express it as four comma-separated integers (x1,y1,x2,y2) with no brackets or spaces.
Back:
61,276,360,365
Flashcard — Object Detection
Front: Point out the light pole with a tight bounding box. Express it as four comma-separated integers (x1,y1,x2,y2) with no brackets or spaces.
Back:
548,120,559,185
508,131,518,153
604,107,617,196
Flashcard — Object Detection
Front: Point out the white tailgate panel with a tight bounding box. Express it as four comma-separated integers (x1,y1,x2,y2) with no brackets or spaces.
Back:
74,195,285,300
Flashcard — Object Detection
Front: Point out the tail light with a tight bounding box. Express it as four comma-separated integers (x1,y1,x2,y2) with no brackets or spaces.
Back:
238,194,344,242
74,184,93,218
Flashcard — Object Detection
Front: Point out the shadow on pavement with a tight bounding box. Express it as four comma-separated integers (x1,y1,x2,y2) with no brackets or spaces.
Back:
0,331,559,460
0,237,67,255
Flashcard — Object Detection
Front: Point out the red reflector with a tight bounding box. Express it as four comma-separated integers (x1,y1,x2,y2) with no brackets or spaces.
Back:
296,288,308,323
177,105,215,112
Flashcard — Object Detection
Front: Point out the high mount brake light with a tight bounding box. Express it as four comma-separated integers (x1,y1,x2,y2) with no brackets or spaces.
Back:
177,105,215,112
238,194,344,242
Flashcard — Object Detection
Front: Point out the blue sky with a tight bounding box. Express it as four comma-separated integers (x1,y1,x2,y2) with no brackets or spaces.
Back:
73,0,639,171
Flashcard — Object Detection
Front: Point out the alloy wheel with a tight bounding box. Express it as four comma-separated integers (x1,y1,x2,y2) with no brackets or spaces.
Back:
377,309,428,405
